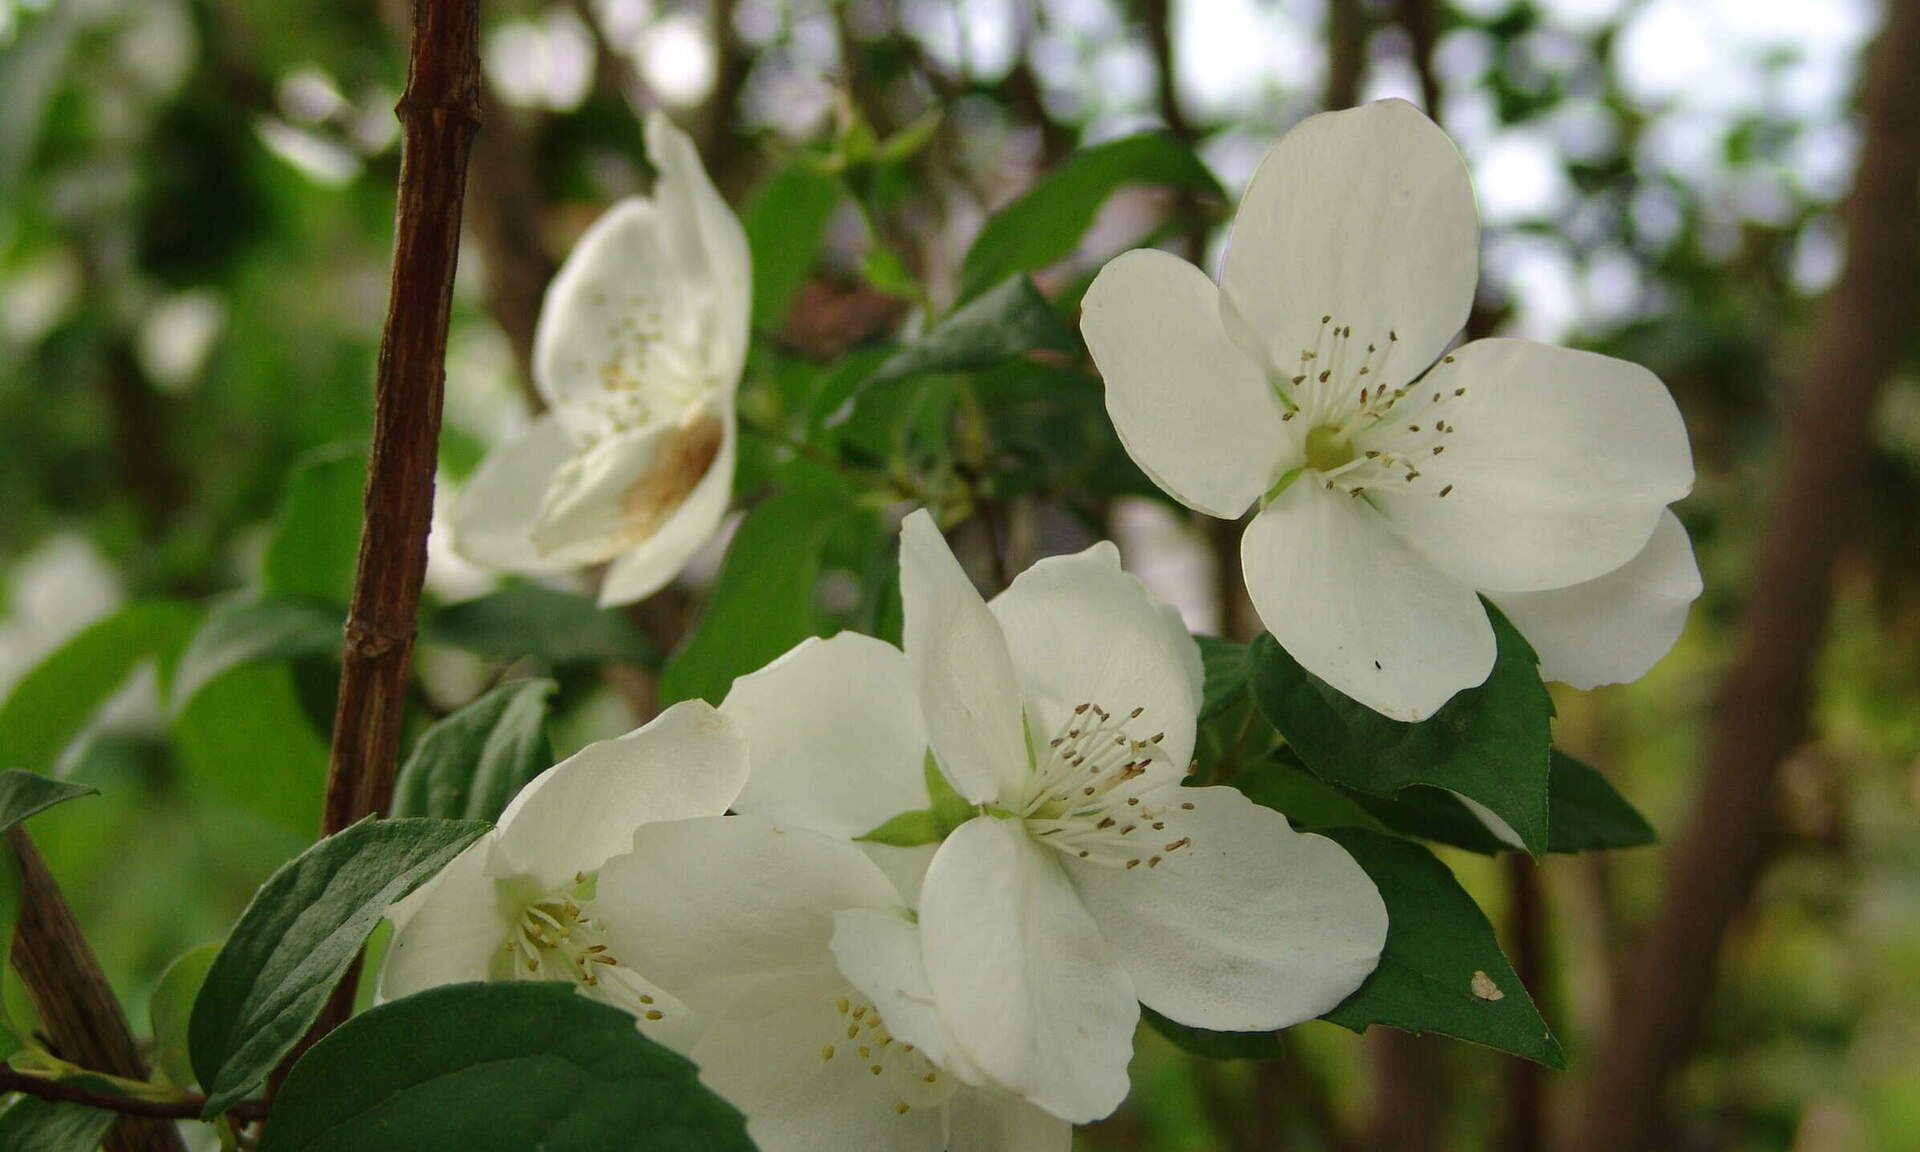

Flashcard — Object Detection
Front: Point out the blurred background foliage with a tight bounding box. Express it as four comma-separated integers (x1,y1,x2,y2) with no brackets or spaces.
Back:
1,0,1917,1149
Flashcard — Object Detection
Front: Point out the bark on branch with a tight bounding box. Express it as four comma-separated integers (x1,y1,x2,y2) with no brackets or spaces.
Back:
1565,3,1920,1148
7,829,187,1152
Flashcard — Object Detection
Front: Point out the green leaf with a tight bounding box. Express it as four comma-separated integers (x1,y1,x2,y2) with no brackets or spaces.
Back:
657,485,852,707
190,817,491,1117
171,594,341,712
1246,604,1555,854
1547,750,1655,853
863,275,1077,392
174,662,328,834
428,583,657,668
743,163,842,333
0,852,23,1060
1320,829,1563,1067
393,680,555,822
857,753,976,847
259,982,753,1152
262,444,366,604
1143,1006,1286,1061
0,770,96,831
0,600,199,774
0,1096,116,1152
149,943,221,1090
958,133,1222,301
1194,636,1250,723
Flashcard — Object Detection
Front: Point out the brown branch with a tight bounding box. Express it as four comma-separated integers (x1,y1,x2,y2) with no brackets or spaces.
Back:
0,1065,267,1124
7,829,187,1152
1325,0,1368,110
1392,0,1442,114
1564,3,1920,1149
1501,856,1548,1152
1365,1031,1446,1152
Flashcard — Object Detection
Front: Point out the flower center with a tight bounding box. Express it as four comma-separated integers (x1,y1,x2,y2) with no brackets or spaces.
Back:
1272,315,1466,504
1019,703,1196,871
497,874,667,1023
817,991,952,1115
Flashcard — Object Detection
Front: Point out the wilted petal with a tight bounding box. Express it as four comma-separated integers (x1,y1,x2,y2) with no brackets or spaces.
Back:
529,402,730,568
1243,480,1494,721
596,413,735,606
1068,786,1385,1030
1081,248,1292,518
449,413,581,574
645,111,752,389
1489,508,1700,689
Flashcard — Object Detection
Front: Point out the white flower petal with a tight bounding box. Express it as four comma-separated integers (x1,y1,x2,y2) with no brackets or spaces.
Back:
1383,338,1694,593
596,814,902,1017
722,633,929,839
899,510,1028,805
1243,480,1494,721
1488,508,1700,689
917,816,1138,1123
529,402,730,569
1068,786,1386,1030
860,843,937,910
596,413,735,606
947,1087,1075,1152
492,699,746,889
378,837,508,1001
644,111,752,390
988,541,1204,771
1222,100,1479,394
690,972,948,1152
830,907,974,1081
449,413,581,574
585,964,703,1055
1081,248,1291,518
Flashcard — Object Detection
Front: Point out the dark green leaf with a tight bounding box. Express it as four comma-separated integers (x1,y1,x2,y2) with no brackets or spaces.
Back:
0,601,199,774
0,852,22,1059
1320,829,1563,1067
958,132,1222,301
743,163,843,333
171,594,341,711
1194,636,1250,722
1547,750,1655,853
393,680,556,822
150,942,221,1089
260,982,753,1152
862,276,1077,393
429,584,657,668
0,1096,115,1152
174,662,328,834
1246,604,1555,854
1143,1006,1286,1061
190,817,491,1117
0,770,96,831
657,485,852,707
262,444,366,605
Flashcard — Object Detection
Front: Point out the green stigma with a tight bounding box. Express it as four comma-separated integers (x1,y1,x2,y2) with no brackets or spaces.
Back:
1304,425,1356,472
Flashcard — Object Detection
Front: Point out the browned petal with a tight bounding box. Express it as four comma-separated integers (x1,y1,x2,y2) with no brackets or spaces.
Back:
617,409,725,546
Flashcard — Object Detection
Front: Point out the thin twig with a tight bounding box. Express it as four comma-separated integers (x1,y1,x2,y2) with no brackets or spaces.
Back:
6,829,187,1152
0,1064,267,1124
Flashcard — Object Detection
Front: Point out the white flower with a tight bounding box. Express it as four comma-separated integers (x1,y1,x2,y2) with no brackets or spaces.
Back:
717,511,1388,1123
378,699,748,1053
1080,99,1698,720
596,814,1071,1152
452,111,749,607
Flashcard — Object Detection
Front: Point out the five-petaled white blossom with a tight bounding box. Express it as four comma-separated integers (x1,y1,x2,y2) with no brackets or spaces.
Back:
716,510,1388,1123
452,111,749,607
379,699,748,1053
597,814,1070,1152
1081,98,1700,721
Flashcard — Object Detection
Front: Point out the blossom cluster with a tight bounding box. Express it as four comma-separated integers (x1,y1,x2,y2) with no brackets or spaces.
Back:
395,101,1698,1150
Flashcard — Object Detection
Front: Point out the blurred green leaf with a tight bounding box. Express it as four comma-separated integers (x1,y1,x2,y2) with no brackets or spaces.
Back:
743,164,843,333
1246,604,1554,855
657,485,853,707
428,584,656,668
393,679,555,822
0,852,22,1060
175,662,328,834
0,601,199,774
190,817,490,1117
171,594,341,712
0,1095,115,1152
1194,636,1251,723
259,982,752,1152
861,276,1077,393
0,769,96,831
262,444,366,605
958,132,1222,301
149,942,221,1090
1320,829,1563,1067
1547,749,1656,853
